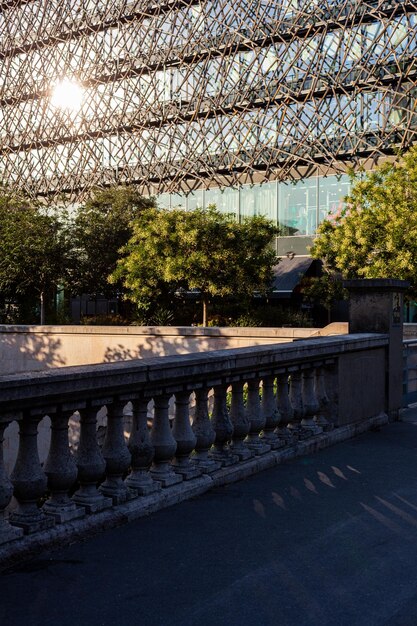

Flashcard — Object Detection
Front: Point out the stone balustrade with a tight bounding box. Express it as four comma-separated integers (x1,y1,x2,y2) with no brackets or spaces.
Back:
0,333,389,562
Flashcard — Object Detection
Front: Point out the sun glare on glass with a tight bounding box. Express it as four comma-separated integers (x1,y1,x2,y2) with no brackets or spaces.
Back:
51,79,84,111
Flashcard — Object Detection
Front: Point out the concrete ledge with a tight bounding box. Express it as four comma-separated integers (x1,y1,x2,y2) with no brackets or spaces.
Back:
0,323,348,375
0,413,388,572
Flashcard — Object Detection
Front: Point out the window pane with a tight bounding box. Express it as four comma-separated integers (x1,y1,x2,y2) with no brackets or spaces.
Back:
240,182,277,222
318,174,351,224
278,178,318,235
187,189,204,210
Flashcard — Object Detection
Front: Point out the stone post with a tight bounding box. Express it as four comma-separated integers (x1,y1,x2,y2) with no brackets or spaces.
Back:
0,421,23,544
300,368,322,435
172,391,201,479
99,400,135,504
260,376,284,449
246,378,271,455
150,394,183,487
210,384,239,466
288,370,305,439
314,366,333,431
230,380,253,460
276,372,294,442
344,278,409,420
191,387,221,473
10,414,55,534
43,409,85,523
125,398,161,495
73,406,112,514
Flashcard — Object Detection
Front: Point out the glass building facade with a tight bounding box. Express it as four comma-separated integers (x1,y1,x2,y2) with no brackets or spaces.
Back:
1,1,416,246
158,174,351,235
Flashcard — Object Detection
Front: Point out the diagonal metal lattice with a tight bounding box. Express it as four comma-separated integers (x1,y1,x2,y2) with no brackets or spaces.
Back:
1,0,417,202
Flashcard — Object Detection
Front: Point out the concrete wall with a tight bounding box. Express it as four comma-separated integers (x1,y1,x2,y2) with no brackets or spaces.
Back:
0,323,348,375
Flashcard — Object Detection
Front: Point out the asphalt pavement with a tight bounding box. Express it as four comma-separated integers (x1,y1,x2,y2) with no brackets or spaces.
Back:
2,410,417,626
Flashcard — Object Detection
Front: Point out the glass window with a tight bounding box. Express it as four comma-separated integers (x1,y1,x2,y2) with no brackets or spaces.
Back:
186,190,204,210
318,174,351,225
204,187,237,217
240,182,277,223
278,178,318,236
157,193,170,209
170,193,186,209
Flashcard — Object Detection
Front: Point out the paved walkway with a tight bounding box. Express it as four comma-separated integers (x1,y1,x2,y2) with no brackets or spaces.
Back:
2,410,417,626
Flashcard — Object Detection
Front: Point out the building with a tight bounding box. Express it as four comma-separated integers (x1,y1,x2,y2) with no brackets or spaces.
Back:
1,0,416,256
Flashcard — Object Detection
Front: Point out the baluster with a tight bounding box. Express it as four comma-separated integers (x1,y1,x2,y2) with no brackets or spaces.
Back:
125,397,161,494
314,366,333,431
0,420,23,544
192,387,221,472
9,413,54,534
72,405,112,513
150,394,182,487
301,368,322,435
210,384,239,466
230,380,253,460
99,400,135,504
260,376,285,449
246,378,271,455
288,370,306,440
276,372,294,443
172,391,201,479
43,408,85,523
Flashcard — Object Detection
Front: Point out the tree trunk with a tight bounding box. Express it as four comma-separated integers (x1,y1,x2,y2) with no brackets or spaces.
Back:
40,291,45,325
202,295,208,327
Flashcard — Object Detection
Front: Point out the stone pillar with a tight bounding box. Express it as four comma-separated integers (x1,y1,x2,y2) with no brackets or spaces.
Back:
172,391,201,479
192,387,221,473
261,376,284,449
125,398,161,495
73,406,112,513
150,394,182,487
210,384,239,466
246,378,271,455
314,366,333,431
10,414,55,534
344,278,409,420
100,400,135,504
43,409,85,523
276,372,294,442
0,421,23,544
300,368,322,435
230,380,253,460
288,370,305,439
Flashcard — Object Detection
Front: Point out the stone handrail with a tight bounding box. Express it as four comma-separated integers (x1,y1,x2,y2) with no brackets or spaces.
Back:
0,333,389,559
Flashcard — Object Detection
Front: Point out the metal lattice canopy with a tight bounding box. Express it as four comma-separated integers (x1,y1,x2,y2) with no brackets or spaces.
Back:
1,0,417,203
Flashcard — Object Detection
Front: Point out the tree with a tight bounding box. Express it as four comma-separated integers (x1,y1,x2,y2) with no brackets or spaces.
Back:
311,147,417,295
0,188,71,324
71,186,156,298
111,206,279,326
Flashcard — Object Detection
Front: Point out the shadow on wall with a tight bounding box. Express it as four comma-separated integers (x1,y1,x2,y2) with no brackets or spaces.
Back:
102,334,250,363
1,332,67,375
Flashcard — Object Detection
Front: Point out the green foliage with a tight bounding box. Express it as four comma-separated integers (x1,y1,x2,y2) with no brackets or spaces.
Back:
300,275,347,321
240,305,313,328
71,186,156,297
111,205,279,325
232,313,262,327
0,187,71,323
311,147,417,294
81,314,129,326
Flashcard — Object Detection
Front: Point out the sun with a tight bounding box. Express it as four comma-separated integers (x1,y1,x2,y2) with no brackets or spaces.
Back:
51,79,84,112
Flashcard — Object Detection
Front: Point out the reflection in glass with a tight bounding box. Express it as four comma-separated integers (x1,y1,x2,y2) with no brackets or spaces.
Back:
278,178,318,235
